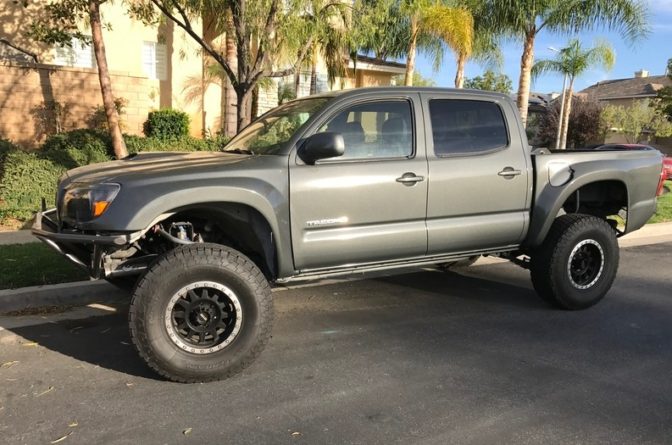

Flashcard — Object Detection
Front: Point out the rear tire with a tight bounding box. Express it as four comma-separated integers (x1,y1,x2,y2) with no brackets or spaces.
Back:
129,243,273,383
530,214,619,310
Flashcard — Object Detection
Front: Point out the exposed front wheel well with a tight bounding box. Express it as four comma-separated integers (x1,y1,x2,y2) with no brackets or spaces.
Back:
141,203,277,280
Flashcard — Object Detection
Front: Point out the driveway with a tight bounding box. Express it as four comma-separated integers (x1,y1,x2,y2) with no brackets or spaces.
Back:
1,243,671,444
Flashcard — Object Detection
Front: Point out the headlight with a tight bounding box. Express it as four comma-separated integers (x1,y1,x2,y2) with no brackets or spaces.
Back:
62,183,120,223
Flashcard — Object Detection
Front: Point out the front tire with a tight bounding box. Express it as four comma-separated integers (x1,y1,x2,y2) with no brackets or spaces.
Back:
129,244,273,383
530,214,619,310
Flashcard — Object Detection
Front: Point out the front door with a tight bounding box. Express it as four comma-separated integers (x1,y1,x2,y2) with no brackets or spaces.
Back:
290,96,428,270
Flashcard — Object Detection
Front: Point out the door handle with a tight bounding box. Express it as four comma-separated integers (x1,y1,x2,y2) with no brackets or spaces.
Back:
396,173,425,185
498,167,522,179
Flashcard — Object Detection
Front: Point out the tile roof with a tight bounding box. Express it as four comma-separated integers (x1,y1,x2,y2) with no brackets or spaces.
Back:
579,74,672,101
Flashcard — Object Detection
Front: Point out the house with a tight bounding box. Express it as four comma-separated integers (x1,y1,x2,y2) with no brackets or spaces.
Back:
0,2,404,147
578,70,672,152
578,70,672,106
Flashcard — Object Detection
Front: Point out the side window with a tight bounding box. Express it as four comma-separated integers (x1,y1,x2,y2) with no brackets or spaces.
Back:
317,100,413,160
429,100,508,156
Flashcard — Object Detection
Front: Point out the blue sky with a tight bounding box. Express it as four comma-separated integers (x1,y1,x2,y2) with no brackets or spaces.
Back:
413,0,672,94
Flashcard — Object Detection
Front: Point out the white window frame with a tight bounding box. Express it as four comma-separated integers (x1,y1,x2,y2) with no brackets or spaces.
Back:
142,41,167,81
53,37,95,69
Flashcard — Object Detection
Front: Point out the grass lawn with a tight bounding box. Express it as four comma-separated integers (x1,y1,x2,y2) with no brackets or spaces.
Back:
0,243,89,290
650,181,672,224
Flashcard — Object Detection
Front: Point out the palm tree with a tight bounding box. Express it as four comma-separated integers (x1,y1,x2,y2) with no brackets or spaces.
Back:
533,39,615,149
403,2,473,86
452,0,501,88
420,4,473,87
482,0,648,127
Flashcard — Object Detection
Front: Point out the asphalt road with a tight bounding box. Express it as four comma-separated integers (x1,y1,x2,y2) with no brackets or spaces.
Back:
1,243,672,444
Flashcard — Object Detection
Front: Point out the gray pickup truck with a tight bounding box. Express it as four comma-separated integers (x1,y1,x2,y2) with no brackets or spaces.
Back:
32,87,664,382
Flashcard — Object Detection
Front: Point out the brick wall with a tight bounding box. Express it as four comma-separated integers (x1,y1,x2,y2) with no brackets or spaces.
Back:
0,62,160,147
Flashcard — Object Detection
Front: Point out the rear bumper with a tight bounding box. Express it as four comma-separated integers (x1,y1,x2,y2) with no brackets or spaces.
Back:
31,209,135,278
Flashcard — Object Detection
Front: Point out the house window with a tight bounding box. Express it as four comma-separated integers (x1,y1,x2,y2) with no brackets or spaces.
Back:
54,37,95,68
142,41,167,80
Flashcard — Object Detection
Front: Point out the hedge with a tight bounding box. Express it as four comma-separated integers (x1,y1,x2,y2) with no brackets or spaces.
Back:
0,130,230,223
143,109,190,140
42,129,112,169
0,149,65,220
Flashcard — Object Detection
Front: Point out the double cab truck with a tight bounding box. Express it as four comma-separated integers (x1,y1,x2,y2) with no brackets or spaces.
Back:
32,88,665,383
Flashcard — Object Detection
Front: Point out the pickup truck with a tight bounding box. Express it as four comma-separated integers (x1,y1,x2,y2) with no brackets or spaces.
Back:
32,87,665,383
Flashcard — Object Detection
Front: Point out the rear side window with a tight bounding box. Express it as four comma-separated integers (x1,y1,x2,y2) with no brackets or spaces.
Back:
429,99,508,156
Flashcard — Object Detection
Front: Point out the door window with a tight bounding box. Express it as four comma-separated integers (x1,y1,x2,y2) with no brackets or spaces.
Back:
317,100,413,160
429,100,508,156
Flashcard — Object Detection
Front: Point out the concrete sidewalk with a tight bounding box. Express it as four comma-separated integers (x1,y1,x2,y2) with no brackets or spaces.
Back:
0,230,38,245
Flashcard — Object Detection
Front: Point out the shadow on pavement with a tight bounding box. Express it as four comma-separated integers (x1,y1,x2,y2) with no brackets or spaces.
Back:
8,308,160,380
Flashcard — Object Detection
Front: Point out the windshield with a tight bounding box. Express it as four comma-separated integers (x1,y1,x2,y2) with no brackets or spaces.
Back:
224,98,331,155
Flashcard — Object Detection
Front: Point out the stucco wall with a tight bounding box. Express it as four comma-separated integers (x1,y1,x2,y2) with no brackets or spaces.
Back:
0,1,205,144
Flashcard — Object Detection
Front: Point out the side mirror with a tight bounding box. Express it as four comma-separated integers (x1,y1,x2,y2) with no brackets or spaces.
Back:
298,132,345,165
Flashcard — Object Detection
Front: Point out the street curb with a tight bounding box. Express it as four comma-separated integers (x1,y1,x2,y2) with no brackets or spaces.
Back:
1,225,671,314
0,281,128,314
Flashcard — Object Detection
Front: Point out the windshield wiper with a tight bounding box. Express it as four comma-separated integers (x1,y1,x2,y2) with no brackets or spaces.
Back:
224,148,255,155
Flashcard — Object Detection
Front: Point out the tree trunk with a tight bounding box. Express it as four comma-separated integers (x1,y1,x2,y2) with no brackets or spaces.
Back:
223,11,238,138
404,15,419,86
236,88,254,131
516,29,536,129
455,53,466,88
88,0,127,158
559,79,574,149
309,46,318,95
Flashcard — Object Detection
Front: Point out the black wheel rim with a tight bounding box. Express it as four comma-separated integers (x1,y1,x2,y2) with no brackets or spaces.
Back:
165,281,243,354
567,239,605,289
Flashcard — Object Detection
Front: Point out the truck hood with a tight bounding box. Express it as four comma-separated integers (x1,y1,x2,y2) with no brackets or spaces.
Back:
63,151,251,185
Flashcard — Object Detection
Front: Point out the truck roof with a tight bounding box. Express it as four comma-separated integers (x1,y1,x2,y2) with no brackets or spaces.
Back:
304,86,512,101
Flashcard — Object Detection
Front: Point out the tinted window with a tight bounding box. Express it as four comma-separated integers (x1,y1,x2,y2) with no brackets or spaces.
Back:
429,100,508,156
317,100,413,160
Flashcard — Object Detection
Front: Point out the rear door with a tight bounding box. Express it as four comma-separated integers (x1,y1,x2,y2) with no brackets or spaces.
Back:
289,93,428,270
421,93,531,254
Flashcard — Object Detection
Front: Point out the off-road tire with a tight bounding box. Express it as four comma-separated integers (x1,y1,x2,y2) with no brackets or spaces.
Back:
129,243,273,383
438,255,480,271
530,214,619,310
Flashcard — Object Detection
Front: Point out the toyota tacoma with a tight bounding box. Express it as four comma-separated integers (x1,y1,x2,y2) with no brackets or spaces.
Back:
32,88,665,382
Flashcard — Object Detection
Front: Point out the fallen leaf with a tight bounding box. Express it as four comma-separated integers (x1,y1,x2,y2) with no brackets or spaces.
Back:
1,361,18,368
291,431,302,437
22,342,39,347
50,431,73,444
125,383,134,388
35,386,54,397
68,421,78,428
183,428,192,435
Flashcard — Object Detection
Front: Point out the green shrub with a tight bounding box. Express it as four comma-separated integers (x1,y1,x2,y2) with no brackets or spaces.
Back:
124,134,229,154
42,129,113,168
0,150,65,221
143,109,190,140
0,138,16,163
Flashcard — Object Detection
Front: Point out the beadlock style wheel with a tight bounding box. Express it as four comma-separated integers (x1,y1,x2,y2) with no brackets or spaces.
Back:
165,281,243,355
566,239,605,290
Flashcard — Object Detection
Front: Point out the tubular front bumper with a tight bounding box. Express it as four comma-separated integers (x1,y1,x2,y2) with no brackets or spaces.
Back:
31,209,134,277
